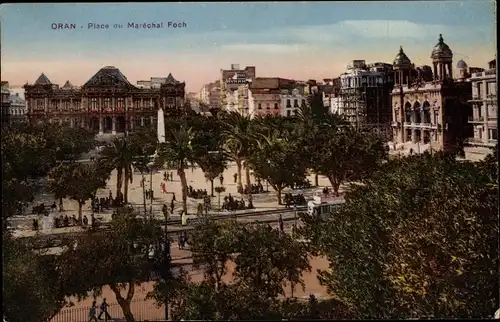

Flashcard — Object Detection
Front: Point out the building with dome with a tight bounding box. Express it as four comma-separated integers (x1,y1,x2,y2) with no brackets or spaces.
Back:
24,66,186,136
390,34,473,155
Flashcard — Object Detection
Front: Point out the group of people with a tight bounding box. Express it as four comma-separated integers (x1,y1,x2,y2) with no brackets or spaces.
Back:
91,192,116,213
162,198,176,218
283,193,306,208
221,194,249,211
188,186,208,199
88,298,112,321
163,171,174,181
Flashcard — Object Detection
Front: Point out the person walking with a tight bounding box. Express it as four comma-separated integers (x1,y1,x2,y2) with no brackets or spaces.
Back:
278,214,284,235
219,174,224,186
233,173,238,183
88,300,98,322
98,298,112,321
170,199,175,214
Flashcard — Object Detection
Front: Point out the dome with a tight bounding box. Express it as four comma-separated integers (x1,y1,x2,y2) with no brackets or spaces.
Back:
456,59,468,69
431,34,453,60
393,46,412,69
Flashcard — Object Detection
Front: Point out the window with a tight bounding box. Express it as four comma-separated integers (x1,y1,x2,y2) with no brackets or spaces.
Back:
286,99,291,107
53,101,59,111
258,103,262,110
293,99,298,107
490,129,498,140
487,82,497,96
65,101,70,111
266,103,270,110
104,98,111,110
167,97,175,106
477,83,482,98
74,101,80,111
301,99,306,107
117,98,124,111
274,103,279,109
287,110,291,116
91,98,97,111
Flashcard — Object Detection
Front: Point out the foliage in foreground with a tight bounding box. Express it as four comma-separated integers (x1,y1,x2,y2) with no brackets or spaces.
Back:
299,151,498,319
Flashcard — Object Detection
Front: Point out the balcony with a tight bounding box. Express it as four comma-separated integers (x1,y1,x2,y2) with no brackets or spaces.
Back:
391,121,400,127
420,123,432,128
404,121,411,126
468,116,484,123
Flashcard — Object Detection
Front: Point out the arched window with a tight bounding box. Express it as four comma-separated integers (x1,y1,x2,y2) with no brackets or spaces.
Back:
274,103,278,109
413,101,421,124
404,102,412,123
422,101,431,124
258,103,262,110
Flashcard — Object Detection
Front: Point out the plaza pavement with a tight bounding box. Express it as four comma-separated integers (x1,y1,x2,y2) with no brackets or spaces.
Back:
11,162,334,236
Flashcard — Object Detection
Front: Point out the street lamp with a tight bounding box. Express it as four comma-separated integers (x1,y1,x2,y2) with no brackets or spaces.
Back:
293,204,298,238
147,161,155,217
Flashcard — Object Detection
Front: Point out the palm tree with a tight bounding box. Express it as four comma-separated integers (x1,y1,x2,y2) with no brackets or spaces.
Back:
220,112,260,205
100,138,135,203
157,125,198,215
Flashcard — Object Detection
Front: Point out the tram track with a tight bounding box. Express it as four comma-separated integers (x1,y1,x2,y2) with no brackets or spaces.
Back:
19,206,307,249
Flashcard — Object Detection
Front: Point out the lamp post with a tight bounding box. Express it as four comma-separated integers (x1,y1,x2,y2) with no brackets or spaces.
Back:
293,204,298,238
147,161,154,217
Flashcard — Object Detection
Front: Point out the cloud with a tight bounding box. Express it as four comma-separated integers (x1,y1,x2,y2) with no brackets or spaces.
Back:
220,43,313,54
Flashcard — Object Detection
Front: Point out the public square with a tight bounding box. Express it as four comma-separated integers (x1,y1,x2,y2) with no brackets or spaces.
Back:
10,159,334,236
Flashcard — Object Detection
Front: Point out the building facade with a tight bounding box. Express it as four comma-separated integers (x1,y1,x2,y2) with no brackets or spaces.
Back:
280,86,307,117
248,77,296,118
391,35,473,154
464,59,497,160
24,67,186,135
220,64,256,111
1,81,11,123
339,60,394,136
9,92,27,123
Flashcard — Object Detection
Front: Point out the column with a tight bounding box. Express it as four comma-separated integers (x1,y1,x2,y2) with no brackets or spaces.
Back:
403,127,408,142
112,116,116,135
411,129,417,143
99,117,104,135
150,116,154,126
141,117,144,127
112,97,116,111
70,118,74,128
129,117,134,131
81,118,85,128
44,98,49,112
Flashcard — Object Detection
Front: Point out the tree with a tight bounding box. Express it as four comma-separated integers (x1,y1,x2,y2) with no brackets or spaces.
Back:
58,208,164,322
233,223,311,300
189,220,241,291
220,111,260,204
2,233,86,322
43,124,95,161
63,162,108,222
311,128,388,195
157,124,200,215
301,152,498,319
48,163,72,212
198,153,227,197
247,137,308,204
101,138,136,203
214,186,226,210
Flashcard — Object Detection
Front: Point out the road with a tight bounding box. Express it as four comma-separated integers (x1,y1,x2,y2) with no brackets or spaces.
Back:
23,207,307,250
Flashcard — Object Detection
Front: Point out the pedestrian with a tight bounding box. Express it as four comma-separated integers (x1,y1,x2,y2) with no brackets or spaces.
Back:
98,298,112,321
278,214,284,235
172,193,176,202
181,211,188,226
170,199,175,214
170,171,174,181
164,171,167,181
32,218,39,231
51,202,57,212
178,232,184,250
219,174,224,185
88,300,98,322
161,182,167,194
233,173,237,183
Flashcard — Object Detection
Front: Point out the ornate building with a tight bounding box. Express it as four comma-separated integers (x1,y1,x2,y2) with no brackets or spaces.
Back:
391,34,472,154
1,81,11,124
24,66,186,135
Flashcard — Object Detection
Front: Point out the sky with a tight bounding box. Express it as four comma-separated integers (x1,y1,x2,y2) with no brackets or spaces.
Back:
0,2,496,92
